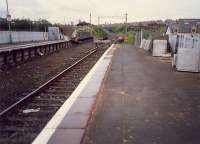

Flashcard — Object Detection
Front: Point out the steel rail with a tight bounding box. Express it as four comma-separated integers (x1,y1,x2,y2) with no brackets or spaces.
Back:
0,48,97,117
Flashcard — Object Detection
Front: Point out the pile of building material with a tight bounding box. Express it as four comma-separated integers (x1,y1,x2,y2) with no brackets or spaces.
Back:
140,39,152,51
152,40,168,57
166,19,200,72
144,40,152,51
168,34,178,53
48,27,64,41
175,34,200,72
140,39,146,49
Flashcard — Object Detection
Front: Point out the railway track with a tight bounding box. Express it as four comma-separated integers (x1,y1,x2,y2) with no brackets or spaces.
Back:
0,41,94,112
0,45,109,144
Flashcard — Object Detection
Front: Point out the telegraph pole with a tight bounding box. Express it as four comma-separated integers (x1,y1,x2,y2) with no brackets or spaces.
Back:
5,0,12,43
98,16,100,25
90,13,92,25
141,28,143,44
124,13,128,33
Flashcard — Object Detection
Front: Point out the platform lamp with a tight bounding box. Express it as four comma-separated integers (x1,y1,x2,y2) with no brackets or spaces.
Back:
5,0,12,43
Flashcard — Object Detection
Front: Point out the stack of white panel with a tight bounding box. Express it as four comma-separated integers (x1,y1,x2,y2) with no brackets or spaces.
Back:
176,48,200,72
152,40,167,57
140,39,146,49
168,34,178,53
48,27,61,41
144,40,151,51
176,35,200,72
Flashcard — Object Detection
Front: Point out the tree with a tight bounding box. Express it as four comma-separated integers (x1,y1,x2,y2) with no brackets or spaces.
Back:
0,17,52,31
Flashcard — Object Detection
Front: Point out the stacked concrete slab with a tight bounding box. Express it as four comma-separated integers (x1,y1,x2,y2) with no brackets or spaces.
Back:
152,40,167,57
144,40,152,51
175,34,200,72
167,26,200,72
168,34,178,53
48,27,61,41
140,39,146,49
140,39,152,51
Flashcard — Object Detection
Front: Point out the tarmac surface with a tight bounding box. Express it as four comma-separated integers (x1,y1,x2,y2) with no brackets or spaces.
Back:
83,44,200,144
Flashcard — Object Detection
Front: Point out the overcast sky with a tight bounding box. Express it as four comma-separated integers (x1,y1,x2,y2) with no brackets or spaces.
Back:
0,0,199,24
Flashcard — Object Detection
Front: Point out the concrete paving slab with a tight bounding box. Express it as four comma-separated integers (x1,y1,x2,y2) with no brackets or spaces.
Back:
58,114,89,129
79,82,101,98
48,129,84,144
67,98,95,115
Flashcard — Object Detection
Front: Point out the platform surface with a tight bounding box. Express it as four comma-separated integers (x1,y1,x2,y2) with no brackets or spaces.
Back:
0,40,68,53
83,44,200,144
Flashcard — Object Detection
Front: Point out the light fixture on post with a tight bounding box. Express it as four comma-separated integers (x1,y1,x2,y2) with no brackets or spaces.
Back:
5,0,12,43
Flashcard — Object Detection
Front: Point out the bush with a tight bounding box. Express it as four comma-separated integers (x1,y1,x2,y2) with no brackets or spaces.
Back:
92,26,108,39
126,32,135,44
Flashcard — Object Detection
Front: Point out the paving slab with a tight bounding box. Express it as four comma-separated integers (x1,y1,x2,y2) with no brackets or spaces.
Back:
67,98,95,115
83,44,200,144
58,114,89,129
47,129,84,144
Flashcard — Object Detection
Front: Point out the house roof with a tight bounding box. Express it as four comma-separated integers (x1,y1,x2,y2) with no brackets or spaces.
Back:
168,19,200,34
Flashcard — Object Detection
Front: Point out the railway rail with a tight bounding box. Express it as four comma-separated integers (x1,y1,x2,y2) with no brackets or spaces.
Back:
0,44,109,144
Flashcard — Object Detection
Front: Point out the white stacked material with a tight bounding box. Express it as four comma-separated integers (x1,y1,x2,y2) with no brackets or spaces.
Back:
152,40,167,57
176,34,200,72
166,27,171,35
176,48,200,72
140,39,146,49
48,27,61,41
168,34,178,53
144,40,151,51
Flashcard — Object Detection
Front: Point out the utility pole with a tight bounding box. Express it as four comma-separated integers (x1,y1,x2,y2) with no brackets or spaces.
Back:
5,0,12,43
124,13,128,34
90,13,92,25
98,16,100,26
30,22,31,31
141,28,143,44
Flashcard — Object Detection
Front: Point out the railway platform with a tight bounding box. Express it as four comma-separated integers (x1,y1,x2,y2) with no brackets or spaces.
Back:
0,40,71,68
34,44,200,144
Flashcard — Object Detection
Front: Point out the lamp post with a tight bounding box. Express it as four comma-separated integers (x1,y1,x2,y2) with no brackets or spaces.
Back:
5,0,12,43
90,13,92,25
124,13,128,34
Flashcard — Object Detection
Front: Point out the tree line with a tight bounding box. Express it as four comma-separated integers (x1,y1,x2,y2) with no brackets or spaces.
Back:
0,18,53,31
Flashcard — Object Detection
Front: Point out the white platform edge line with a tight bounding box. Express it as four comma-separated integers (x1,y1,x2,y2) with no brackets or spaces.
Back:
32,44,117,144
